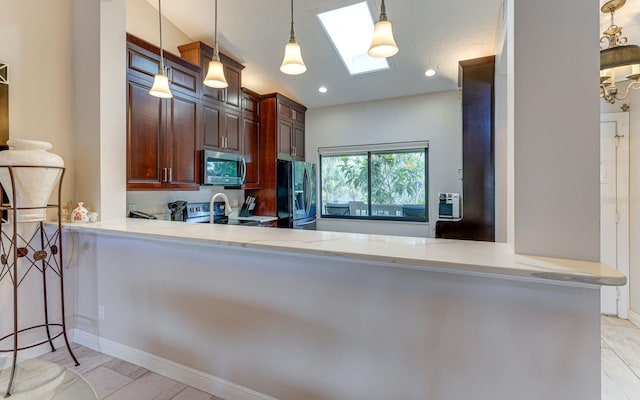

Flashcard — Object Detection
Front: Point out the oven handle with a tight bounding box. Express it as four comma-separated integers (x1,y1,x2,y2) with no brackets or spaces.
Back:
241,157,247,184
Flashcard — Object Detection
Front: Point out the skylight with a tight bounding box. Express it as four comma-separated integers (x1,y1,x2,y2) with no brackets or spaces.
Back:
317,2,389,75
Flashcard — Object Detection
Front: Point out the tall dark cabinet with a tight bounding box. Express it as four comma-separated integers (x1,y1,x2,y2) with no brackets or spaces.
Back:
436,55,495,241
126,34,200,191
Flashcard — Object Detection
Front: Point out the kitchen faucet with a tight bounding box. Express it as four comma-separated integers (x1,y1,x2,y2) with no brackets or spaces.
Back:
209,192,232,224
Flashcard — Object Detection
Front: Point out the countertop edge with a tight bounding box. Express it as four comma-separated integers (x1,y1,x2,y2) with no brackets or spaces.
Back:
59,219,626,288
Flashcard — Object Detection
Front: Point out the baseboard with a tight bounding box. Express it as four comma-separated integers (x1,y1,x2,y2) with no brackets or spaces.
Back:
628,309,640,329
73,330,277,400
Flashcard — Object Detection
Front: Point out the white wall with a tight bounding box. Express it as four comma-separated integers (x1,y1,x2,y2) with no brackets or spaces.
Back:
306,91,462,238
601,92,640,319
0,0,76,205
126,0,192,56
510,0,600,260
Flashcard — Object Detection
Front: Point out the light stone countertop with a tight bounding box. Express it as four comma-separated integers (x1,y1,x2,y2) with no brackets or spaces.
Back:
228,214,278,223
62,218,626,287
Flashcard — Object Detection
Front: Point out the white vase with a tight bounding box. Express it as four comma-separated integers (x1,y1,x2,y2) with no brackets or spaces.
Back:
0,139,64,222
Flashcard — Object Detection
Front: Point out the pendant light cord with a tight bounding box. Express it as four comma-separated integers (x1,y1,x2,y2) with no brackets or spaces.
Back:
158,0,166,73
289,0,296,43
379,0,388,22
214,0,221,61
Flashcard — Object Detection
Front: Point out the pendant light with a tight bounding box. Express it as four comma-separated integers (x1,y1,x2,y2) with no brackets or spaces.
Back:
280,0,306,75
149,0,173,98
203,0,228,88
368,0,399,58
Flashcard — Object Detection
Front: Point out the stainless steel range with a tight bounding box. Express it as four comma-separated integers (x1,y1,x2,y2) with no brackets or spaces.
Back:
184,202,212,223
181,202,260,225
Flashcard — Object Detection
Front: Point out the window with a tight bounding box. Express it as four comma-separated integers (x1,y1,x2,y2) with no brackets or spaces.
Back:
319,143,428,221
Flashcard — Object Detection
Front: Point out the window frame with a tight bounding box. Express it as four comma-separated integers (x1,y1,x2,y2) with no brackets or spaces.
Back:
319,144,429,223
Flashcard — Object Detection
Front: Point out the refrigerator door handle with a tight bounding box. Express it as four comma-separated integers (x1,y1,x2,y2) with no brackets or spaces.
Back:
304,167,312,215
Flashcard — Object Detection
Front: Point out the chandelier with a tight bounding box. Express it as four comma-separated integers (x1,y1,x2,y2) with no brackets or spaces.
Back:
600,0,640,104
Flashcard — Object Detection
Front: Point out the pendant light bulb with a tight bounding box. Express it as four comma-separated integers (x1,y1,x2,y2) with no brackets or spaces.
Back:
368,0,399,58
281,0,306,75
204,58,228,88
204,0,228,88
149,0,173,98
149,73,173,98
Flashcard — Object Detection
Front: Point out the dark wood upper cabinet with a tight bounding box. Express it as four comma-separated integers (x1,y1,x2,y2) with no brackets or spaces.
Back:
265,93,306,161
178,41,244,110
126,33,200,191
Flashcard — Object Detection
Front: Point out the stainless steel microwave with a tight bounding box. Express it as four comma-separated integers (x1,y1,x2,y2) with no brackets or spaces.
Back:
201,150,246,186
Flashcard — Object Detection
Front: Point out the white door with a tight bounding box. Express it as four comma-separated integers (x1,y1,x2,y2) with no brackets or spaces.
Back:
600,112,630,318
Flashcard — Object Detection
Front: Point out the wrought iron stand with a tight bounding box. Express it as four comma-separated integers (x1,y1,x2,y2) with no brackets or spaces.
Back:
0,166,79,397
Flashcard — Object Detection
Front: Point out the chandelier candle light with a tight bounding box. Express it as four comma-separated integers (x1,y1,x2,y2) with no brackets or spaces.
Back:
368,0,399,58
600,0,640,104
149,0,173,98
203,0,228,88
280,0,307,75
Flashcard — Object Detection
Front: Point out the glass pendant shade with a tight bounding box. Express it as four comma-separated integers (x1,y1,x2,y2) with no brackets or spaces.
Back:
280,41,307,75
149,73,173,98
204,59,228,88
368,20,399,58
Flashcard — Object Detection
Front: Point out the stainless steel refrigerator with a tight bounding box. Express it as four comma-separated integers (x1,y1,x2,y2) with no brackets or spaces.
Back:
277,159,316,230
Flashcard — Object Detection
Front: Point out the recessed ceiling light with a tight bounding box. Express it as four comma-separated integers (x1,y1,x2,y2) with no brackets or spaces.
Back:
318,86,328,93
425,69,437,77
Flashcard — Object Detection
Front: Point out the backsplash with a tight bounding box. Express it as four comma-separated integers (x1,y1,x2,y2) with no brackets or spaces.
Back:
126,187,245,220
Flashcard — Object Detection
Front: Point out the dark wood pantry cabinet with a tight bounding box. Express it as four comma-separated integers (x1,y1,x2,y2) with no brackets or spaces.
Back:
241,88,261,189
126,34,200,190
247,93,306,216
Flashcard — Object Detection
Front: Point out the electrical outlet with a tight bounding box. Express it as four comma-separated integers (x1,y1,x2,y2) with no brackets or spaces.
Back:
98,305,105,320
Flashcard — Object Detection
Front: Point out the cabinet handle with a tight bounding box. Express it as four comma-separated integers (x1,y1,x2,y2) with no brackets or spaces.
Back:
167,67,173,82
292,146,296,157
241,99,246,109
168,168,172,182
162,168,167,182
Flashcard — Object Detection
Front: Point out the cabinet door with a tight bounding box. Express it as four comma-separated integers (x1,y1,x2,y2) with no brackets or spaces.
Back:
166,93,198,189
202,104,222,149
127,78,164,189
166,59,198,98
293,124,305,161
201,57,241,109
223,108,241,153
242,118,260,188
277,121,292,158
223,64,241,108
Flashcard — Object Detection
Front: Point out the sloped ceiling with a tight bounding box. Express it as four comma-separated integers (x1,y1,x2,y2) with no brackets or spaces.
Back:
147,0,640,109
147,0,502,108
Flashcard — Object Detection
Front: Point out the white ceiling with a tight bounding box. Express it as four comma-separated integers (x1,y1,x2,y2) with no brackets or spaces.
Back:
148,0,502,108
149,0,640,109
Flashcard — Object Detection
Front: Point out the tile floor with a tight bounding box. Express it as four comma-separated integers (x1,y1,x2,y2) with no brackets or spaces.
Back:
37,344,223,399
601,316,640,400
32,316,640,399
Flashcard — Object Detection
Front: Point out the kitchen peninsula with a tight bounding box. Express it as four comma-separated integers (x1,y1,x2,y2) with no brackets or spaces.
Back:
64,219,623,400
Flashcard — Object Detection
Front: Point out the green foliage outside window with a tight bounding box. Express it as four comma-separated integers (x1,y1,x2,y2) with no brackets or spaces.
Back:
321,149,427,220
